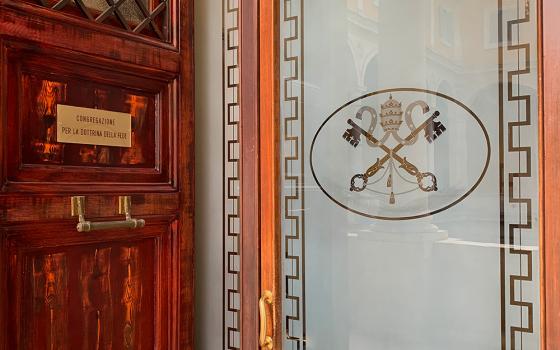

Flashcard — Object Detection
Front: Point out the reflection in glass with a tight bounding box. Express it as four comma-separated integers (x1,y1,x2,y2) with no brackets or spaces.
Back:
25,0,168,41
280,0,540,349
84,0,145,23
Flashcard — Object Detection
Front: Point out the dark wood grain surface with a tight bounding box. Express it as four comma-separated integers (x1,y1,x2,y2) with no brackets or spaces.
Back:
0,0,193,349
239,0,260,348
259,0,281,348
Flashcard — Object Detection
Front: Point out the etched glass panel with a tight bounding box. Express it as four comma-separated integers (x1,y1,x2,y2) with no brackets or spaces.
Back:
222,0,241,349
280,0,540,349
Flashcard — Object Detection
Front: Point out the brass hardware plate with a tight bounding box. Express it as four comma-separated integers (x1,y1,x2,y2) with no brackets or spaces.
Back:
71,196,86,217
57,104,132,147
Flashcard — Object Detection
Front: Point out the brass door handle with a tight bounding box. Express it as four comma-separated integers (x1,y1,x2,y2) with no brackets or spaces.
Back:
71,196,146,232
259,290,273,349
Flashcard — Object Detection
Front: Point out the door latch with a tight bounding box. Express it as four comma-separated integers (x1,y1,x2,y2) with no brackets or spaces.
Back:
71,196,145,232
259,290,274,349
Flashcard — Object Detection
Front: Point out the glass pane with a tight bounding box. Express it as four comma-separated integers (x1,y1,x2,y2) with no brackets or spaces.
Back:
23,0,169,41
279,0,540,349
84,0,145,23
82,0,110,12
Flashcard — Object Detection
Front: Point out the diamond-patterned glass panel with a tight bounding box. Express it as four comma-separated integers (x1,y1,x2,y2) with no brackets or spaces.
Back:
28,0,170,41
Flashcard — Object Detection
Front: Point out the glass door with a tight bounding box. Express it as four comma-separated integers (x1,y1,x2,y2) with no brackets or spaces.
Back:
277,0,540,349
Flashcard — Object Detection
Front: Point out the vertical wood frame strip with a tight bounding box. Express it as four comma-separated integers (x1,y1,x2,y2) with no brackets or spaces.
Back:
239,0,261,348
178,0,195,348
259,0,281,349
542,0,560,348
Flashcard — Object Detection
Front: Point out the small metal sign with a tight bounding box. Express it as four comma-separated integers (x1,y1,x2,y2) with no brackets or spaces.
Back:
56,105,132,147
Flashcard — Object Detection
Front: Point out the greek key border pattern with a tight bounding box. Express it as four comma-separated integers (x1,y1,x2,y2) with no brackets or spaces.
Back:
282,0,307,348
500,0,537,349
223,0,241,348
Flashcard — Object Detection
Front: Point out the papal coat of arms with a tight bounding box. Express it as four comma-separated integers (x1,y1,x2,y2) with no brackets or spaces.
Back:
310,88,489,220
342,95,447,204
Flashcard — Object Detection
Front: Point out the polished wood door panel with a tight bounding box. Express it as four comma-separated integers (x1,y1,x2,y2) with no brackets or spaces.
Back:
5,220,176,350
1,194,179,223
0,0,193,348
2,40,177,191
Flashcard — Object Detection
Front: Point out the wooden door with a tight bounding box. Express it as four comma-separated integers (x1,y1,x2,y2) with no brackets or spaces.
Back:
0,1,193,349
233,0,560,348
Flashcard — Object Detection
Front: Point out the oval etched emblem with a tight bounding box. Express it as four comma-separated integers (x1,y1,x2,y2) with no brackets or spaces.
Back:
310,88,490,220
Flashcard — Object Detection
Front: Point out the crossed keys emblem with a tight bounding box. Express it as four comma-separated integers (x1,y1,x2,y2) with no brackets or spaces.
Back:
342,95,447,204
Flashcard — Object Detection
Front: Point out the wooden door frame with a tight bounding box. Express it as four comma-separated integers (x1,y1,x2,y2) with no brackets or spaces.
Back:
179,1,195,348
541,0,560,348
239,0,560,348
239,0,281,348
